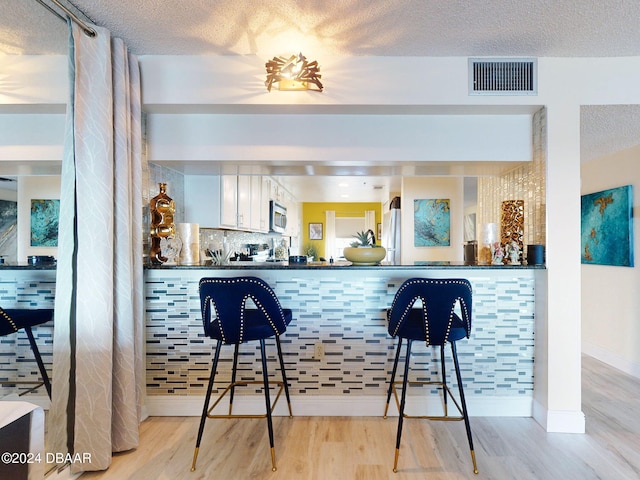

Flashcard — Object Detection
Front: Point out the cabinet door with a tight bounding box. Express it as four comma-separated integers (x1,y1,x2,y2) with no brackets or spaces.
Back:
249,175,264,231
220,175,239,228
284,196,299,237
260,177,270,232
236,175,251,229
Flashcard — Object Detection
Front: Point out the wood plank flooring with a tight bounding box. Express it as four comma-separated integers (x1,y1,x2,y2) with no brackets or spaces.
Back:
80,355,640,479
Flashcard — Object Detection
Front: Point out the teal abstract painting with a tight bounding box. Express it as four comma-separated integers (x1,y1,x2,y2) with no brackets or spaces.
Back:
581,185,633,267
414,199,450,246
30,199,60,247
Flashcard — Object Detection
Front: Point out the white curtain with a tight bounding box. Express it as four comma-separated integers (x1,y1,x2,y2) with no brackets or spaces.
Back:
365,210,376,237
325,210,336,259
52,21,143,472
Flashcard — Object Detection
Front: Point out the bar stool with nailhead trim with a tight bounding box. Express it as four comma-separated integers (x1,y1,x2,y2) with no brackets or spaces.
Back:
0,307,53,399
383,278,478,474
191,276,293,472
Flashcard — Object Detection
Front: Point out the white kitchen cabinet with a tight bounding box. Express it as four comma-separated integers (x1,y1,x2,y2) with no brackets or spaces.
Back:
220,175,238,228
236,175,251,229
260,177,270,232
250,176,269,232
184,174,269,232
283,193,300,237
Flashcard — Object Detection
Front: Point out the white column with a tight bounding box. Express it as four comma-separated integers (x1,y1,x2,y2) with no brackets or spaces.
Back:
534,103,585,433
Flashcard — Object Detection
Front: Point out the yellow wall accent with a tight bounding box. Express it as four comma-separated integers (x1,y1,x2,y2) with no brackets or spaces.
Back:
301,202,382,259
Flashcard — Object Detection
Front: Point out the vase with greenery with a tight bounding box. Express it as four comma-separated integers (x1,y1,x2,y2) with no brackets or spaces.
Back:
343,229,386,265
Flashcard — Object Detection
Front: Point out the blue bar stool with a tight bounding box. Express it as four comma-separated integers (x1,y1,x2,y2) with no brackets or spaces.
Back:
191,277,293,472
383,278,477,474
0,307,53,399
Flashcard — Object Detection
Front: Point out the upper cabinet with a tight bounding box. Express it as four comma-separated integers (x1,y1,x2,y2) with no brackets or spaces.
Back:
184,175,254,231
184,174,295,235
220,175,239,228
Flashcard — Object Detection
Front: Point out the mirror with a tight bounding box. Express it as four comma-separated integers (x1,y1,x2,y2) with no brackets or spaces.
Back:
0,175,61,475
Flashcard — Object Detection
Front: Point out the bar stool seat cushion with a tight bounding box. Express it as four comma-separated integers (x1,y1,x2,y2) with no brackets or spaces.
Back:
389,308,467,343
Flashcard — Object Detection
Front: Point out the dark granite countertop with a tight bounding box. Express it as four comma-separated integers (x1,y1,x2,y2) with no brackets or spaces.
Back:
145,261,545,270
0,263,57,270
1,261,545,271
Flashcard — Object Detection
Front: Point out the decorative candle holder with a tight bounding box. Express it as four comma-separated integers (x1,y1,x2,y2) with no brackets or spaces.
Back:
177,223,200,265
479,223,498,264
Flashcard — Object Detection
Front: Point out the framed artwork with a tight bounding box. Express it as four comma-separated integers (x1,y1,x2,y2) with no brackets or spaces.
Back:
581,185,634,267
414,198,450,246
30,199,60,247
0,199,17,259
309,222,323,240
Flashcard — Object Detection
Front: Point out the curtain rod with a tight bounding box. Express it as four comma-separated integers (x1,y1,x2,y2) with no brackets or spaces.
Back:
35,0,96,38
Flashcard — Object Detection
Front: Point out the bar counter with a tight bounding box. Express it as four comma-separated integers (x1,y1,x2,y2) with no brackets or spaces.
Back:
0,263,544,416
145,262,544,418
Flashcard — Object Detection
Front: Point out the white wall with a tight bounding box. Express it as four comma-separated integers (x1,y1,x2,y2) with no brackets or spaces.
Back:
401,176,464,263
17,176,60,260
0,114,65,163
147,113,533,163
581,145,640,378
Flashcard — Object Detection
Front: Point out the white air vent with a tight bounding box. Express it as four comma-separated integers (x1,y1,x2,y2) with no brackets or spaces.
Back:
469,58,537,96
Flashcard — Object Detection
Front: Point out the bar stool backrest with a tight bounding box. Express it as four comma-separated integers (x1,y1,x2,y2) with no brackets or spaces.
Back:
387,278,472,346
0,307,19,336
199,276,288,344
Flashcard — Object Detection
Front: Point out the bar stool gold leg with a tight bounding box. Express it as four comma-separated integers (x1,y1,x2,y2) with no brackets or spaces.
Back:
471,450,478,474
190,447,199,472
271,447,277,472
393,448,399,473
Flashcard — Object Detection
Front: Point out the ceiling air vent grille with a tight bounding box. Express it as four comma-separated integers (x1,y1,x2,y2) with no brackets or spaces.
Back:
469,58,537,96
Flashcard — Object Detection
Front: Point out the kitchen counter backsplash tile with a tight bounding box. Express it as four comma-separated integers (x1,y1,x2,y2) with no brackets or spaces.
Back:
0,271,55,397
144,271,534,398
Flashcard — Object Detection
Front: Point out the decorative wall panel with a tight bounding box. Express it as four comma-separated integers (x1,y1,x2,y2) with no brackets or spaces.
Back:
501,199,525,256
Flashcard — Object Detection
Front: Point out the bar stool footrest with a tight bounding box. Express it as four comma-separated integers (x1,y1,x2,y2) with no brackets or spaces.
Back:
206,380,287,419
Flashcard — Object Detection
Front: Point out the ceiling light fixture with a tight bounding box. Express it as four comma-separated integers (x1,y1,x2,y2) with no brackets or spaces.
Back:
265,53,323,92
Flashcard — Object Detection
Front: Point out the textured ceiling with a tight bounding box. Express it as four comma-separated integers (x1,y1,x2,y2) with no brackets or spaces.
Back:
1,0,640,172
5,0,640,58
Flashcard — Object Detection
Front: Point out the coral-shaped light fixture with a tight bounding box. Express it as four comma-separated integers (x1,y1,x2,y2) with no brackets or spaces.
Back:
265,53,323,92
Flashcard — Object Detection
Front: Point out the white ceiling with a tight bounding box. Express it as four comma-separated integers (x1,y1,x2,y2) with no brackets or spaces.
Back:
2,1,640,201
6,1,640,58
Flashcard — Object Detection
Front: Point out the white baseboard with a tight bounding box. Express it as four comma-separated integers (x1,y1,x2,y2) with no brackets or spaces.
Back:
532,399,585,433
145,394,533,418
582,343,640,379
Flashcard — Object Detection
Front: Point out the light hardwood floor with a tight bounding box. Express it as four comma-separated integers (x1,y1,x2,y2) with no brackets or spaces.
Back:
80,355,640,479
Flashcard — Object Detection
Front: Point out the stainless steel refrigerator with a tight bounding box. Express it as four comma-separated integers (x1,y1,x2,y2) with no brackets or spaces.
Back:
382,196,401,265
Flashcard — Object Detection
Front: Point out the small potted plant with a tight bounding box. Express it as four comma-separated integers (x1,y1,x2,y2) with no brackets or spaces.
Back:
302,243,319,262
343,229,386,265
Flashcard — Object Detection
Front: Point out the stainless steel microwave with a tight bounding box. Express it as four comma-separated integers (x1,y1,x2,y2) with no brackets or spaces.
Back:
269,201,287,233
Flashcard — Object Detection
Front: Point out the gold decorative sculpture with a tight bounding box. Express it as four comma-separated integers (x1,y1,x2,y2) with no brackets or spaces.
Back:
501,200,524,263
149,183,176,265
